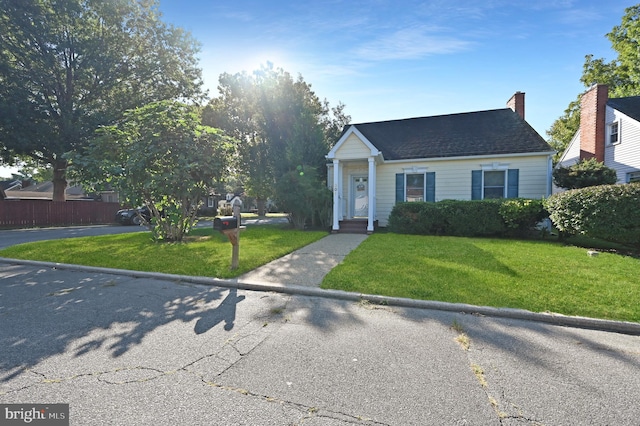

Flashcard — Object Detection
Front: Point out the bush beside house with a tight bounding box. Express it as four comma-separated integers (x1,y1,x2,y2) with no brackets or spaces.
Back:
553,158,618,190
544,183,640,247
388,199,546,238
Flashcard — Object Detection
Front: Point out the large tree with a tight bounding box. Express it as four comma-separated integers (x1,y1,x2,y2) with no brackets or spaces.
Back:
547,4,640,161
0,0,203,201
74,101,235,242
203,64,350,223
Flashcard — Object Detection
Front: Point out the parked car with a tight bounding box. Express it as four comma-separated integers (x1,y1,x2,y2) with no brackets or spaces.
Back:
115,206,151,225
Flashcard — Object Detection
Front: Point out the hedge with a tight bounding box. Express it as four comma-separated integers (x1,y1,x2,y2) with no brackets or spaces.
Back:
544,183,640,247
388,198,546,237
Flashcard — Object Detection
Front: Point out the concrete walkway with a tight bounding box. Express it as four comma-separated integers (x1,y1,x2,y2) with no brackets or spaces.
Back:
236,233,369,287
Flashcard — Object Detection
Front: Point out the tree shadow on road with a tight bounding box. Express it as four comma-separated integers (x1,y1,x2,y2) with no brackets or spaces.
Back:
0,264,257,384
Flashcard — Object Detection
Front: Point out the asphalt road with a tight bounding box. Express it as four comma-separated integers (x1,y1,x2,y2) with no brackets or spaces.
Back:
0,224,146,249
1,224,639,424
1,262,639,425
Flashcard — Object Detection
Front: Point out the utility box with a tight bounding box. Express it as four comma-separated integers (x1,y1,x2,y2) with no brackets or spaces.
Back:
213,216,239,231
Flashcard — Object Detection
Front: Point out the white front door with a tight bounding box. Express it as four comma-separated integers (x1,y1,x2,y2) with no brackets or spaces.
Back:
352,176,368,218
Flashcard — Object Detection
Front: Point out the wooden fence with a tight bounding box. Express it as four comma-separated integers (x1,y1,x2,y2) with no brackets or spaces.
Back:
0,200,122,228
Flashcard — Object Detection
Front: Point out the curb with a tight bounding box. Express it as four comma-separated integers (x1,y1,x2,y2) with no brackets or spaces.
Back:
2,257,639,336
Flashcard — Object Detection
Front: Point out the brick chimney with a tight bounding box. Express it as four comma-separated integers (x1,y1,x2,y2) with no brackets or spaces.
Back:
580,84,608,162
507,91,525,119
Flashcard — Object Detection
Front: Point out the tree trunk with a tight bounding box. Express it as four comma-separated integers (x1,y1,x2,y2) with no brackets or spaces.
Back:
52,159,68,202
256,198,267,216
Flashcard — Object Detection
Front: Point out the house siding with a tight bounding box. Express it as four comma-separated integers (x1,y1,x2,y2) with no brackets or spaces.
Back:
553,130,581,193
556,130,581,169
334,134,373,159
374,155,550,226
605,107,640,182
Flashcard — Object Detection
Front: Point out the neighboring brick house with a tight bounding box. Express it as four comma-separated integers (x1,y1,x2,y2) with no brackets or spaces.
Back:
327,92,555,233
555,84,640,190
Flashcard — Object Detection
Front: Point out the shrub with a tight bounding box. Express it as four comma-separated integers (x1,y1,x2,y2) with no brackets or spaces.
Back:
499,198,548,236
544,183,640,246
553,158,618,189
274,166,331,230
197,206,218,217
387,202,433,234
388,200,507,237
437,200,506,236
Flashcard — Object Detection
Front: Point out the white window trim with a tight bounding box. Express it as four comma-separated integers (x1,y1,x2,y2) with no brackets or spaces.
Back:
404,172,426,202
403,166,428,173
607,121,620,145
627,171,640,183
402,167,428,202
480,162,509,171
478,163,510,199
481,169,508,199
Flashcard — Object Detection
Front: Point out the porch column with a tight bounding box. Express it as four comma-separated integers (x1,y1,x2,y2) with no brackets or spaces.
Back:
367,157,376,232
332,159,341,232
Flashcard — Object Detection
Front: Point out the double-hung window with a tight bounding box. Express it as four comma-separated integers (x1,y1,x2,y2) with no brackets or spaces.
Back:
627,171,640,183
395,170,435,203
472,166,519,200
608,121,620,145
483,170,506,199
406,173,425,202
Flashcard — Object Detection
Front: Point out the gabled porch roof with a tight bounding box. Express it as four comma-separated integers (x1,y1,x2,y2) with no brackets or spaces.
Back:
326,126,382,160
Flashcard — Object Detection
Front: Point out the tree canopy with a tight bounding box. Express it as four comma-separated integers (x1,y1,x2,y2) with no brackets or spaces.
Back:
0,0,203,200
203,64,350,224
74,100,235,241
547,5,640,161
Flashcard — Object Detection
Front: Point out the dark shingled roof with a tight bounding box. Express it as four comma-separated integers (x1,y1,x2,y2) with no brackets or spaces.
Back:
607,96,640,122
350,108,552,161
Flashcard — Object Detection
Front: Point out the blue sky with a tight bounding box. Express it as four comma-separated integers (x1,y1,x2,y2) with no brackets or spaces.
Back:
157,0,632,136
0,0,634,178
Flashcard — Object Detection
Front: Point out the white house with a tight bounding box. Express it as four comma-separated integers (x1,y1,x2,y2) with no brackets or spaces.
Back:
555,84,640,189
326,92,555,233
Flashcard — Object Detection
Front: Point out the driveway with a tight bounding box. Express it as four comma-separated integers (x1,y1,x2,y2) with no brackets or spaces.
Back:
1,263,639,425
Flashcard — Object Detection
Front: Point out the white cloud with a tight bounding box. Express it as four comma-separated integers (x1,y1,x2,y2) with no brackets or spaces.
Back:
354,26,473,61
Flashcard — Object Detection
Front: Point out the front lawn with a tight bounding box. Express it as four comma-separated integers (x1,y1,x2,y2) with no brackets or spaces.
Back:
0,225,327,279
322,234,640,323
2,226,639,322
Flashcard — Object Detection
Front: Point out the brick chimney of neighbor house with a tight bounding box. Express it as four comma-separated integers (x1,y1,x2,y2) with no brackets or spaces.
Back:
507,91,525,119
580,84,608,162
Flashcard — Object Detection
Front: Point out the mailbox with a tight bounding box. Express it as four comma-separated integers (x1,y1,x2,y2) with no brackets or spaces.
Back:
213,216,239,231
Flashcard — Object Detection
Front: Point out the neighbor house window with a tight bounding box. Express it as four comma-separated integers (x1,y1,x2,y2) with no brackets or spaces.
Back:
406,173,425,202
627,171,640,183
483,170,506,199
208,197,215,208
608,121,619,145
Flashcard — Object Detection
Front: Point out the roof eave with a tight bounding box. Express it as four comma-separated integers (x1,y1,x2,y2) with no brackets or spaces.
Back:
382,150,556,164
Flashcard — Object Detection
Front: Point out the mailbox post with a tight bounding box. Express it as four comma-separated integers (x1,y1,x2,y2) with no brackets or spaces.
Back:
213,198,244,270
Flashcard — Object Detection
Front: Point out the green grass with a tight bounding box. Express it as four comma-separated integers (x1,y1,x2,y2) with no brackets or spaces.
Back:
321,234,640,323
2,225,639,322
0,225,327,279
